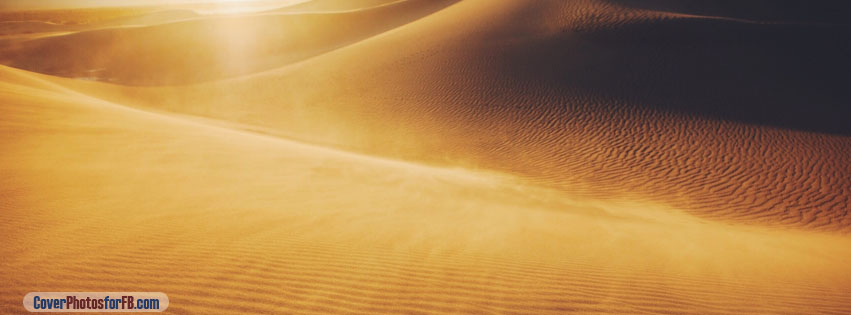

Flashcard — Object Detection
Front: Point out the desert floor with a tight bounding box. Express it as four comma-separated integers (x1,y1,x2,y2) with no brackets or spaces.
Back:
1,0,850,314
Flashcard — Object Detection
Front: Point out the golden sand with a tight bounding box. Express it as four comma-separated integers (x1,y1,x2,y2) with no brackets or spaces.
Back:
1,0,850,313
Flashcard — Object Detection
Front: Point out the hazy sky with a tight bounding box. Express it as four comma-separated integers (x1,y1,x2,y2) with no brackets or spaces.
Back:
0,0,297,9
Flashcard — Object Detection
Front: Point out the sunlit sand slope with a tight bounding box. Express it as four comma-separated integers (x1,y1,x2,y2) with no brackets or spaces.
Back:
0,7,167,38
2,65,851,314
0,1,401,39
0,0,456,85
273,0,406,13
54,0,851,232
0,21,80,37
96,9,199,27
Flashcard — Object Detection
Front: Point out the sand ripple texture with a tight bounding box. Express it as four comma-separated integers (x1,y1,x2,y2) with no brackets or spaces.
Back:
1,0,851,314
25,0,848,232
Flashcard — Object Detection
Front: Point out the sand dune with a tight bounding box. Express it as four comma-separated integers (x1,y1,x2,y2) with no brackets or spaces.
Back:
272,0,405,13
610,0,851,24
1,0,851,313
48,0,851,232
2,64,851,314
0,21,81,37
96,9,199,27
0,1,395,39
0,0,456,85
0,7,154,25
0,10,192,45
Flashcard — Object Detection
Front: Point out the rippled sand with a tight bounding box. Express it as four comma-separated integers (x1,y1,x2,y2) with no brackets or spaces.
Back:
2,0,850,313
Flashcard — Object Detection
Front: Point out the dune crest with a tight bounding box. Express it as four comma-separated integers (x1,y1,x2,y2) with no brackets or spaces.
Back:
272,0,407,13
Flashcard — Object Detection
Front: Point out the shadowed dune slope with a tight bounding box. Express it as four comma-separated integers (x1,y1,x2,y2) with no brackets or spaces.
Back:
53,0,851,232
609,0,851,24
3,64,851,314
0,0,457,85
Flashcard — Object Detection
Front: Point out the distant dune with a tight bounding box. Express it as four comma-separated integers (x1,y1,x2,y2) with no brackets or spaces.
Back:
97,9,199,26
1,0,850,314
0,0,456,85
272,0,405,13
0,7,153,25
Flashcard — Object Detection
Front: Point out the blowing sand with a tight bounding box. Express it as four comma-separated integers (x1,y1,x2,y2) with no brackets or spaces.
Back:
1,0,850,314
